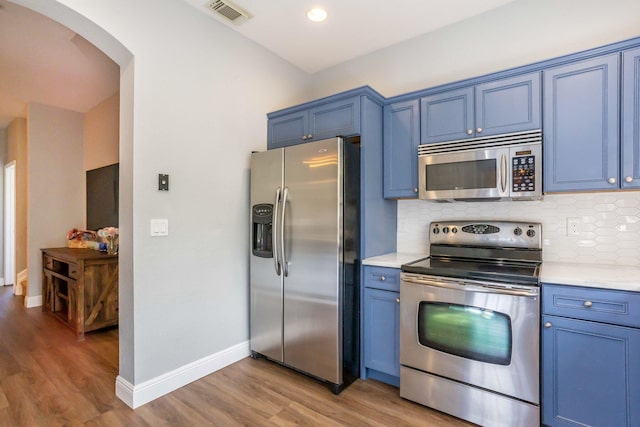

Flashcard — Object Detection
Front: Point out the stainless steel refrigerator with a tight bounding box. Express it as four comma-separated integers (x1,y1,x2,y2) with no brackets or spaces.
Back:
249,137,360,393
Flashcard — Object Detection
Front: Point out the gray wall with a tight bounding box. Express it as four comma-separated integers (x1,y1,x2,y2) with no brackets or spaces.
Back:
11,0,640,404
0,128,5,280
15,0,312,388
26,103,84,302
310,0,640,99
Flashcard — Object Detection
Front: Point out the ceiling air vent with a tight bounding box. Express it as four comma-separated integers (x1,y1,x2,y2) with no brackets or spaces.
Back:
205,0,251,25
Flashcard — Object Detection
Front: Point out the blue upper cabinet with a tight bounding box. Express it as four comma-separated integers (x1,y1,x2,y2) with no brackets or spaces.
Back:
543,54,620,192
383,99,420,199
475,73,541,137
268,96,360,148
420,72,541,144
268,110,308,149
267,87,396,260
420,87,473,144
622,47,640,189
308,96,360,142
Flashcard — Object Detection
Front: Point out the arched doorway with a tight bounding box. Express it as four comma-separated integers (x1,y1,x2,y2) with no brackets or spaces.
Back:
8,0,134,402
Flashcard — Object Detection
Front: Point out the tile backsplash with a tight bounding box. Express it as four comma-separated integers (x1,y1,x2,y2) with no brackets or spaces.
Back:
397,192,640,266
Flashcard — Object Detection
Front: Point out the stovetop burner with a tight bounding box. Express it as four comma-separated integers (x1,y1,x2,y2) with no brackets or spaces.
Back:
401,220,543,286
402,256,541,286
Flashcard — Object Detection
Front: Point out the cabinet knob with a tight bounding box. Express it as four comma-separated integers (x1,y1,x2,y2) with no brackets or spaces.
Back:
544,322,552,328
413,188,418,193
608,177,616,184
476,127,483,133
584,300,593,308
625,176,633,183
466,129,473,135
307,134,313,139
380,276,386,281
302,135,308,140
395,298,400,303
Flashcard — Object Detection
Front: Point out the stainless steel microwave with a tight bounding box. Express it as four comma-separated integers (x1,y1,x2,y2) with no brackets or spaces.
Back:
418,130,542,202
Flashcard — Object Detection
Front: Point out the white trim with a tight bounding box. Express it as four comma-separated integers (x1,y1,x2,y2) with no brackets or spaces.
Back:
115,340,250,408
24,295,42,308
0,278,4,286
24,294,42,308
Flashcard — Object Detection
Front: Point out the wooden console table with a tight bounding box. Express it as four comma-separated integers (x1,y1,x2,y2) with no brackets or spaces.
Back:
41,248,118,340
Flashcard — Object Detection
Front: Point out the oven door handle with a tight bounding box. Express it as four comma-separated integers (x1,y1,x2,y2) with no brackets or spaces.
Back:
402,275,538,297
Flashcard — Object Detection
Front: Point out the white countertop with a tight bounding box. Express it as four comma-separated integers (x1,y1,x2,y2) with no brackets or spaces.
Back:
362,252,427,269
364,253,640,293
540,261,640,293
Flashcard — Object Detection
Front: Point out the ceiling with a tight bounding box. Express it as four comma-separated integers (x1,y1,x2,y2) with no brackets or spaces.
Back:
0,1,119,129
0,0,515,130
182,0,516,73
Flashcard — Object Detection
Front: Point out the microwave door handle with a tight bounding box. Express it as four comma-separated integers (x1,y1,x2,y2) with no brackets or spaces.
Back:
272,187,281,276
500,153,508,194
280,187,289,277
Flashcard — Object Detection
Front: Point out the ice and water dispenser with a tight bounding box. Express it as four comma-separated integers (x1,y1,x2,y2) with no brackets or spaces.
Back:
252,203,273,258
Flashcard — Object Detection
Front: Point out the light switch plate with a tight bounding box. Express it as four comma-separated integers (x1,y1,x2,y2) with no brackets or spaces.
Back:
158,174,169,191
151,219,169,236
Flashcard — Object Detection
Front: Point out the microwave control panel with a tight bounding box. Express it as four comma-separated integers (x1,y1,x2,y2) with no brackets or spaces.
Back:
512,155,536,192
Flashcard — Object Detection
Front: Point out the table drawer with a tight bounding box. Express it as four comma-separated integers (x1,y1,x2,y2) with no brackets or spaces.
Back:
44,255,54,270
543,283,640,328
68,263,79,279
364,266,400,292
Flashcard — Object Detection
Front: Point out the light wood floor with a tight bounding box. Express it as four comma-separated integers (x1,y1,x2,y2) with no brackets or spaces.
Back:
0,286,473,426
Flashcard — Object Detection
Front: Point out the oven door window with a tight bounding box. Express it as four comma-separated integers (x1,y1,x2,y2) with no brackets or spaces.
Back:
425,159,496,191
417,302,512,365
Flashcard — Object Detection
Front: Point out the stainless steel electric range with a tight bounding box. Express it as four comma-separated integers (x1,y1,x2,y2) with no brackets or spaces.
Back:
400,220,542,427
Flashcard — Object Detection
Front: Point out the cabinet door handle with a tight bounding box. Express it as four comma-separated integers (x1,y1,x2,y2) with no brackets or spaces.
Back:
413,188,418,193
625,176,633,183
380,276,386,281
476,127,483,133
584,300,593,308
302,135,308,140
395,298,400,303
608,177,616,184
466,129,473,135
307,134,313,139
544,322,552,328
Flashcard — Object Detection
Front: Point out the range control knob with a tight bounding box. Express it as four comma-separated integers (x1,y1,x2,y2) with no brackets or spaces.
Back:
526,229,536,238
451,227,458,234
443,227,450,234
513,227,523,236
432,227,440,235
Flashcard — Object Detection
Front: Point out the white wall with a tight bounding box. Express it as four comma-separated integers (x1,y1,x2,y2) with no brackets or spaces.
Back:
84,92,119,171
0,128,5,280
310,0,640,99
26,103,84,306
6,118,27,279
14,0,312,399
307,0,640,268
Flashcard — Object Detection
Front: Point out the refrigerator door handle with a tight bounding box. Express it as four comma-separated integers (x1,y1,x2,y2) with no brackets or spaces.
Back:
280,186,289,277
273,187,282,276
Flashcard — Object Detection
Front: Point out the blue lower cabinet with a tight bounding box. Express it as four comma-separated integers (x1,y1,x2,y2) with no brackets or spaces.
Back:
363,287,400,386
542,284,640,427
362,265,401,386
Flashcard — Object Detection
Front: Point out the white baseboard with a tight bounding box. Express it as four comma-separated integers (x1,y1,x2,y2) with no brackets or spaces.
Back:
0,278,5,286
115,340,250,409
24,294,42,308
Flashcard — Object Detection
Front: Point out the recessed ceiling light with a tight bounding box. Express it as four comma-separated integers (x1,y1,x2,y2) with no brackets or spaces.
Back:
306,8,327,22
